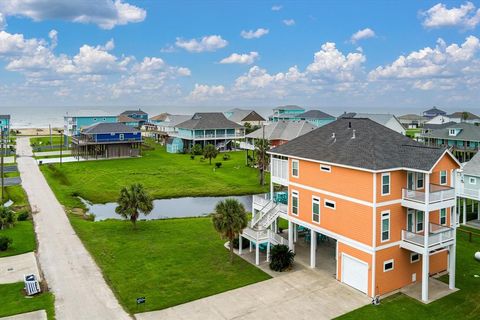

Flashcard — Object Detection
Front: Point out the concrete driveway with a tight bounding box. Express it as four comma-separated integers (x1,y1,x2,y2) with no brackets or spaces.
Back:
0,310,46,320
0,252,40,284
16,137,131,320
135,268,370,320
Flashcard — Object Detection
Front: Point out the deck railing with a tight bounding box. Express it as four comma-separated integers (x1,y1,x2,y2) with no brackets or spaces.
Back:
402,184,455,204
402,223,454,248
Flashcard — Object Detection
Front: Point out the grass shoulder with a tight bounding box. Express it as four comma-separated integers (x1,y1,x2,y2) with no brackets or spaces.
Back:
68,213,270,313
0,282,55,320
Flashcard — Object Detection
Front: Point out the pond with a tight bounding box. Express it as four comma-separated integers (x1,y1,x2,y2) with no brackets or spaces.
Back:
80,195,254,221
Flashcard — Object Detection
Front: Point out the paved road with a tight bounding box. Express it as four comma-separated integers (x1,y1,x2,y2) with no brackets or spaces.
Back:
135,268,370,320
16,137,131,320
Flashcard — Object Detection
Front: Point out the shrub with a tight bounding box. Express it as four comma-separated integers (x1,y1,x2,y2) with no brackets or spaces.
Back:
232,237,250,249
269,244,295,272
192,144,203,155
17,210,30,221
0,236,12,251
223,154,231,161
0,206,15,229
190,155,195,160
215,162,222,169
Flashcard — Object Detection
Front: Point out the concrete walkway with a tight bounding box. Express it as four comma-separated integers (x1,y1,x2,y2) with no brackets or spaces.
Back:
0,310,46,320
135,268,370,320
0,252,40,284
16,137,131,320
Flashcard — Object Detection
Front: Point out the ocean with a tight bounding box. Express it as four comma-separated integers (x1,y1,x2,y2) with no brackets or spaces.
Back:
0,105,432,129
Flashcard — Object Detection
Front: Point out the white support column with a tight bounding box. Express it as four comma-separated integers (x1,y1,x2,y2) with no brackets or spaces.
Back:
270,159,274,200
239,235,243,255
288,220,294,252
310,229,317,268
422,174,430,303
463,198,467,225
249,241,252,253
266,241,271,262
255,243,260,265
294,224,298,243
478,200,480,221
449,243,456,289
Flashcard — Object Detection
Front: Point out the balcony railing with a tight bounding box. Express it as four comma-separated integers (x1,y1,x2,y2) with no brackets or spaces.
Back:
402,223,454,249
457,186,480,199
402,184,455,204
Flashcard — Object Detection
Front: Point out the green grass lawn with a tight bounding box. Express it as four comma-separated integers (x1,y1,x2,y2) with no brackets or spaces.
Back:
406,128,421,138
69,215,270,314
41,143,268,208
0,220,36,258
337,226,480,320
3,185,30,208
30,135,66,146
0,282,55,320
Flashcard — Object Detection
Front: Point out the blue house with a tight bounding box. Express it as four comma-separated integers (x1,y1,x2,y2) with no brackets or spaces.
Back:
423,106,447,119
119,109,149,128
0,115,10,140
268,105,305,122
64,110,118,144
72,122,142,159
295,110,336,127
166,137,184,153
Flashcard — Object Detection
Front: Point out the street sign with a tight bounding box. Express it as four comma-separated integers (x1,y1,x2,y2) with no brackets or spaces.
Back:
136,297,146,305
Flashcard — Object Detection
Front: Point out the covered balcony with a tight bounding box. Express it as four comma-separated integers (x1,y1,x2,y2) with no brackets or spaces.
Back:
402,184,455,211
400,223,455,254
270,156,289,186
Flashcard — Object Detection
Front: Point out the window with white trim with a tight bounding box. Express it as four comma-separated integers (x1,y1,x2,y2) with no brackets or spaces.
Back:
416,211,424,232
417,173,424,189
320,164,331,172
440,171,447,185
381,173,390,195
383,259,394,272
291,191,299,215
470,177,477,185
292,160,299,177
324,200,336,209
440,208,447,225
410,253,420,263
381,211,390,242
312,197,320,223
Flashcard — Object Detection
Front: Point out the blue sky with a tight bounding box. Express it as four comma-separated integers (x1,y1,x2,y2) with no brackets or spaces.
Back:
0,0,480,112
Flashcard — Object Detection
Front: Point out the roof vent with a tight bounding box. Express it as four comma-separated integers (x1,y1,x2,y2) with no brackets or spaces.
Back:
352,129,356,139
331,132,335,139
348,121,352,129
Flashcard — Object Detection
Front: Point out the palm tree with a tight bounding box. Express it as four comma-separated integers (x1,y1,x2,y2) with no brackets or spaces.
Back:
115,184,153,229
212,198,248,263
0,206,15,230
203,143,218,165
462,111,469,122
255,138,270,186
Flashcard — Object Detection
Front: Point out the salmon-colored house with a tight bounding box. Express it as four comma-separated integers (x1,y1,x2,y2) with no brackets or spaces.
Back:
240,118,461,302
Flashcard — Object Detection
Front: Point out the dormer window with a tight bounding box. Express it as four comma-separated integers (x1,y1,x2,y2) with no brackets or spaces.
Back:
449,129,456,136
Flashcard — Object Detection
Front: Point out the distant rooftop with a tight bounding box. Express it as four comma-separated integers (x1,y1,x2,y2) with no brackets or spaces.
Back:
176,112,243,130
448,111,480,120
225,108,265,122
82,122,139,135
273,105,305,111
246,120,316,141
120,109,148,116
65,110,116,117
421,122,480,141
297,110,335,119
398,114,427,121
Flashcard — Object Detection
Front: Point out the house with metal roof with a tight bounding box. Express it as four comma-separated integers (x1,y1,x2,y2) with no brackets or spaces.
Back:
169,112,245,153
239,117,460,303
147,114,192,144
119,109,149,128
456,152,480,228
71,122,142,159
341,112,406,135
423,106,447,119
224,108,266,126
420,122,480,162
246,120,317,148
398,114,428,129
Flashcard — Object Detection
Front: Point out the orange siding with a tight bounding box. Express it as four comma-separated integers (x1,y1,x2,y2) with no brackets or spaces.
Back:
377,170,405,201
376,204,404,246
337,242,373,296
430,250,448,275
289,159,373,202
430,153,459,186
290,185,373,246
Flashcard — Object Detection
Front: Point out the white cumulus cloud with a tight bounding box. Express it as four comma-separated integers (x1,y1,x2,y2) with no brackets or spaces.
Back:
240,28,269,39
0,13,6,30
220,52,259,65
0,0,146,29
188,83,225,101
271,5,283,11
283,19,295,26
422,1,480,29
350,28,376,43
175,35,228,53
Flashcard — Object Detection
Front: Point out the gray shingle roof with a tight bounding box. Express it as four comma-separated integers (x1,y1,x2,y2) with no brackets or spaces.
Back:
270,118,448,171
462,152,480,177
82,122,140,135
424,106,446,114
0,115,10,119
226,108,266,122
398,114,427,121
176,113,243,130
297,110,334,119
448,111,480,120
120,109,147,116
421,122,480,141
352,113,399,127
246,121,317,141
273,105,305,111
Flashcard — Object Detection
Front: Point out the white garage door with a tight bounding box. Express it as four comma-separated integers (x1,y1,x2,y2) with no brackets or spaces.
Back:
342,254,368,294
